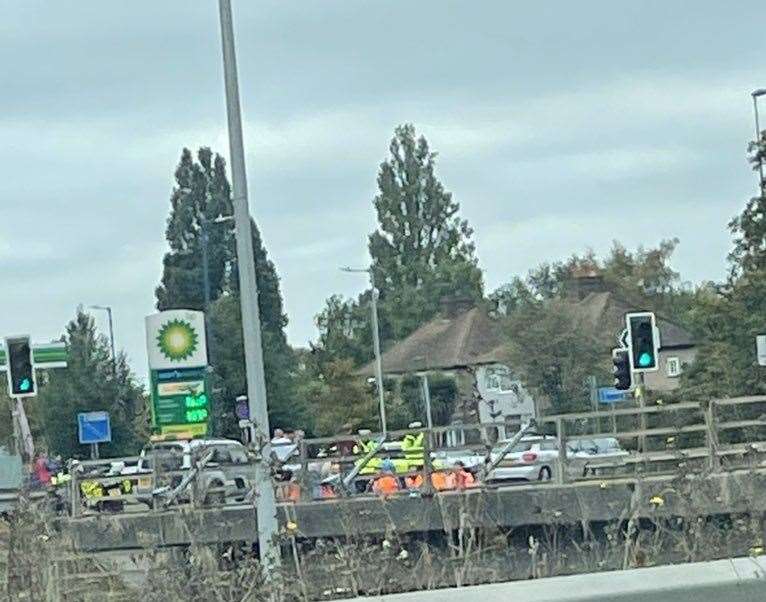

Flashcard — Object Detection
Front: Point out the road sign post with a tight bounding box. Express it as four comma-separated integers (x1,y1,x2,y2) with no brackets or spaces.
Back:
78,411,112,460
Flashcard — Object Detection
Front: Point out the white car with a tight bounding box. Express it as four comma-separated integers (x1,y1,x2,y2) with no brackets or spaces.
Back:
486,435,560,482
567,437,630,477
131,438,253,504
431,449,485,471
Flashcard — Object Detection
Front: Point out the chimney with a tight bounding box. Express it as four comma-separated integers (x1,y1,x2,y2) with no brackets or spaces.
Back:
565,269,607,300
439,295,475,318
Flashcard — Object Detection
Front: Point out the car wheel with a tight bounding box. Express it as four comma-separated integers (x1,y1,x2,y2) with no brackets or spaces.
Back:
538,467,552,481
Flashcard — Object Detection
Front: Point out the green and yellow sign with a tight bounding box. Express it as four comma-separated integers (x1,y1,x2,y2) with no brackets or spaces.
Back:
145,311,210,437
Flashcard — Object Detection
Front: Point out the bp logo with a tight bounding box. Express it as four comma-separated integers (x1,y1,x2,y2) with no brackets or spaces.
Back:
156,319,199,362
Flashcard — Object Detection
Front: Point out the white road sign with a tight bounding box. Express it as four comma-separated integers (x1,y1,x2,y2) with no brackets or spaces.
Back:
757,335,766,367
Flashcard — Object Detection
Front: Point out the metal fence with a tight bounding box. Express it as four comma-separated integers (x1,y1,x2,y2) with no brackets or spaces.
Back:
60,395,766,515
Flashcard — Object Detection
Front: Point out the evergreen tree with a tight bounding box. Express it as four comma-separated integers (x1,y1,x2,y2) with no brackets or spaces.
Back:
369,124,483,339
314,125,484,369
156,147,299,433
37,309,146,459
680,134,766,399
156,147,233,311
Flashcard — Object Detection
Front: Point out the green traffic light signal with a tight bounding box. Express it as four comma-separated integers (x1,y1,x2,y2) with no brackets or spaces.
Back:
5,336,36,397
628,313,659,372
638,352,653,368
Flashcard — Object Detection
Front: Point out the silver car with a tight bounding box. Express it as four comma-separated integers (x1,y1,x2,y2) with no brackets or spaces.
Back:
486,435,560,482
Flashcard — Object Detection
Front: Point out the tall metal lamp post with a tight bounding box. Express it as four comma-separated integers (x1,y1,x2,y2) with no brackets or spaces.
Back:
89,305,116,377
340,267,388,435
218,0,280,570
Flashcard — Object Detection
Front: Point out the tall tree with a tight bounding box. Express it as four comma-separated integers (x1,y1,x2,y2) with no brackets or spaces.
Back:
368,124,483,340
37,309,146,459
156,147,299,433
504,299,609,414
680,134,766,399
156,147,233,311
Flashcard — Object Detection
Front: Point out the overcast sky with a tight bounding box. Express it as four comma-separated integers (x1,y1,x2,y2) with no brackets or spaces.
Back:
1,1,763,383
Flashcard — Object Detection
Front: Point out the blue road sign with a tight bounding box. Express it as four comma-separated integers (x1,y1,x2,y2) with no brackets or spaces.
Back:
598,387,631,404
78,411,112,444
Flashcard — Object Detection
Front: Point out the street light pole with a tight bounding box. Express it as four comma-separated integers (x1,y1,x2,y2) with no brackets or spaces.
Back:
218,0,280,569
752,89,766,197
89,305,116,378
340,267,387,435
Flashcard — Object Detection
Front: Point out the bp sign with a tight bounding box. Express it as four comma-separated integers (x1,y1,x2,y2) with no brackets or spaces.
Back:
146,310,207,370
145,310,210,437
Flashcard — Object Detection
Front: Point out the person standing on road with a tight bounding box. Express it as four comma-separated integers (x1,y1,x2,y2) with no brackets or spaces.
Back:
372,460,400,496
452,461,477,489
33,452,52,487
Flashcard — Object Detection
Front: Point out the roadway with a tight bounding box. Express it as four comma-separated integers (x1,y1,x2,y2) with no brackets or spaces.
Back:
362,555,766,602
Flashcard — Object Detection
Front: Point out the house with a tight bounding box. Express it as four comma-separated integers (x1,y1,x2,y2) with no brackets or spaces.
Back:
357,299,536,427
562,271,696,391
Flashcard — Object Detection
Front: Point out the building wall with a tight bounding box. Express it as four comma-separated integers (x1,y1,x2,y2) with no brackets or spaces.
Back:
474,364,536,422
643,347,697,391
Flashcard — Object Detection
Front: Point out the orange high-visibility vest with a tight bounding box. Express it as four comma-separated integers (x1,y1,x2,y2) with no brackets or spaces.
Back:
455,470,477,489
430,471,453,491
405,474,423,489
373,475,400,495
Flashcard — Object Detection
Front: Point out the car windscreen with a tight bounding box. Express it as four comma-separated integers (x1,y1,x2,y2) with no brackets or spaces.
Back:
492,440,534,454
144,444,185,471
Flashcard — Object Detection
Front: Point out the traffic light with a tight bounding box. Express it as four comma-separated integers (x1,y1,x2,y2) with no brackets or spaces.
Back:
5,336,36,397
612,348,632,390
626,312,660,372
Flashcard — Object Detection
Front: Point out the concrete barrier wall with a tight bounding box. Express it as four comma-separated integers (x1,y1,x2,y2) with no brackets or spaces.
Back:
367,556,766,602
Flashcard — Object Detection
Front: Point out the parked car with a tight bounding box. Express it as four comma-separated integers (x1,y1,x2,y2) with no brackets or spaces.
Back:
431,449,485,471
130,438,254,505
567,437,630,477
486,435,559,483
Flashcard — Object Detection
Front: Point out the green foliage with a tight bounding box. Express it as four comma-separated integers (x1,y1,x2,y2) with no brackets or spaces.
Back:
156,147,233,311
37,309,147,458
491,239,684,315
208,294,304,436
369,124,483,341
295,359,377,436
679,134,766,400
315,125,483,368
680,275,766,399
398,373,458,428
504,300,609,414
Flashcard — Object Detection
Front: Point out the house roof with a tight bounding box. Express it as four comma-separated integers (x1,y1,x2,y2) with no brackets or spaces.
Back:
566,291,694,348
356,306,508,377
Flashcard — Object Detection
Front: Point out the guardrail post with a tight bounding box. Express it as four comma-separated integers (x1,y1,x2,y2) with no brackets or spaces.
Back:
555,417,568,484
704,400,721,472
69,460,80,518
298,439,310,502
422,429,435,495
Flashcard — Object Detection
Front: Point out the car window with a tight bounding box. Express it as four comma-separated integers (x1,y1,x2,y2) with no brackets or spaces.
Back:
148,445,185,471
203,444,236,464
593,438,620,452
492,440,534,454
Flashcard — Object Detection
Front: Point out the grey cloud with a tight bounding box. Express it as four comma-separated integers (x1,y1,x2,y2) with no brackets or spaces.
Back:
1,0,763,381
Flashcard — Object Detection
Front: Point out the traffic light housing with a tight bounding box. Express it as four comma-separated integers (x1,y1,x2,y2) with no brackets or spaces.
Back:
5,337,36,397
612,348,632,390
626,312,660,372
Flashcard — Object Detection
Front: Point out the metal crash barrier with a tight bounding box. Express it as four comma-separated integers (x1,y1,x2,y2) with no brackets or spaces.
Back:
61,395,766,514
